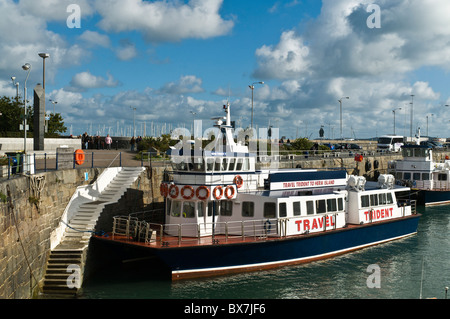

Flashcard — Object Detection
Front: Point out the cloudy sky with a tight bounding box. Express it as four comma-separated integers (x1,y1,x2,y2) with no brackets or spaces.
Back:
1,0,450,140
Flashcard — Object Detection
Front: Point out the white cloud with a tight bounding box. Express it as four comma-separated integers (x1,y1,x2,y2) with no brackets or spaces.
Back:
79,31,111,48
69,71,120,91
95,0,234,42
157,75,204,94
253,31,310,80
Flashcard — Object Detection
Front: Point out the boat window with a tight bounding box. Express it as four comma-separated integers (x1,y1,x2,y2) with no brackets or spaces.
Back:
264,202,276,218
228,158,236,171
171,201,182,217
242,202,254,217
395,172,402,180
438,174,447,181
222,158,228,171
207,202,214,217
176,161,188,171
182,202,195,218
361,195,370,208
192,157,204,171
306,201,314,215
220,200,233,216
236,158,243,171
279,202,287,217
413,173,421,180
206,158,214,172
327,198,337,212
422,173,430,180
386,193,393,204
379,193,386,205
167,200,172,216
402,148,413,157
316,200,326,214
370,194,378,206
244,158,250,171
198,202,205,217
214,158,221,171
403,172,411,180
293,202,301,216
338,198,344,211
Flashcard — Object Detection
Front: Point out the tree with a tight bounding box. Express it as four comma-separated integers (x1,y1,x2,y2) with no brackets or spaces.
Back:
0,95,67,137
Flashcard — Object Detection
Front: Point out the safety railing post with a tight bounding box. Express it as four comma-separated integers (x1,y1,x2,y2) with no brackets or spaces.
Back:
91,152,94,168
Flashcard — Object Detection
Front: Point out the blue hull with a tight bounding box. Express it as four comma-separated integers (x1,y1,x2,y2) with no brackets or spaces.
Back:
417,190,450,206
92,215,420,280
156,215,420,279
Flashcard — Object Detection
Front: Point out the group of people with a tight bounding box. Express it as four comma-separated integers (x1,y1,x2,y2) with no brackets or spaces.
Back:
81,133,142,152
82,132,113,150
129,136,142,151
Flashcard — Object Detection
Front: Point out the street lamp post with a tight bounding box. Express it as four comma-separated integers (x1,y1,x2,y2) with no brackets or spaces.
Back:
249,81,264,129
11,77,19,100
38,53,50,90
338,97,349,140
22,63,31,172
50,99,58,114
130,106,136,137
392,107,402,135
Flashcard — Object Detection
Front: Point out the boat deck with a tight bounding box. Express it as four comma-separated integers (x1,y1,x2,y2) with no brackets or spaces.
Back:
95,223,362,249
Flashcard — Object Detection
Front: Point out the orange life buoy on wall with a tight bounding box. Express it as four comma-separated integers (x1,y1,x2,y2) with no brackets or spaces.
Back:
196,186,210,201
169,184,179,199
234,175,243,188
75,149,85,165
225,185,235,199
160,183,168,197
181,185,195,200
213,186,223,200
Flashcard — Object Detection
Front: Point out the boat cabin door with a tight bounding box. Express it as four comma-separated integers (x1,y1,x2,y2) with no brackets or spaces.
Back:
197,201,214,236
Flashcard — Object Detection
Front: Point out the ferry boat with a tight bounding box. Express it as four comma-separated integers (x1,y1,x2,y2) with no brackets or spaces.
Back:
388,141,450,206
93,103,420,280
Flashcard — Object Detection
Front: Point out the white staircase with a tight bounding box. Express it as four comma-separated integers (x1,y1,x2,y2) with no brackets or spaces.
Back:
40,166,145,296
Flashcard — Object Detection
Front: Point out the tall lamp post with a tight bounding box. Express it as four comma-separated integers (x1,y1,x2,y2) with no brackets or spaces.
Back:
11,77,19,100
38,53,49,90
338,96,349,140
249,81,264,129
392,107,402,135
130,106,136,137
22,63,31,172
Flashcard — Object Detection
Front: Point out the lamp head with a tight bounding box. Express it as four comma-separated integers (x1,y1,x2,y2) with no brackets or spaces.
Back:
38,53,50,59
22,63,31,71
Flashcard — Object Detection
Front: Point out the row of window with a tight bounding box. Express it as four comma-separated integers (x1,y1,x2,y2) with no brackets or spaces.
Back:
396,172,447,181
360,192,394,208
173,157,251,172
168,197,344,219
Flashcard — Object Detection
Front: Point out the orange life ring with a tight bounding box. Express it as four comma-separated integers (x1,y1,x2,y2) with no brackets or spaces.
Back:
225,185,235,199
234,175,243,188
169,184,179,199
160,183,168,197
75,149,85,165
181,185,195,200
213,186,223,200
196,186,210,201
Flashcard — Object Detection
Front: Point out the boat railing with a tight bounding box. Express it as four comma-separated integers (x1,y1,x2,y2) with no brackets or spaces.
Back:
111,216,285,246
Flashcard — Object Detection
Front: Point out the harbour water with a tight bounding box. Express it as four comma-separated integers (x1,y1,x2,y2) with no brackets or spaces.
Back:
80,206,449,299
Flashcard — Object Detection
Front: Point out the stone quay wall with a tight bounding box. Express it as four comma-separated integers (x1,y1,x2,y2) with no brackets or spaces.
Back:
0,166,163,299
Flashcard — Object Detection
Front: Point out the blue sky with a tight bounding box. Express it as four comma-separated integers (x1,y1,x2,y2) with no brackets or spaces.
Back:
1,0,450,140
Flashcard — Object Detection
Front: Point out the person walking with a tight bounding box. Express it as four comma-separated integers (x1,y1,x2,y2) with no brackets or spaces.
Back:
130,136,136,151
105,134,112,150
